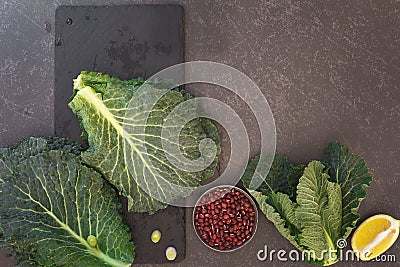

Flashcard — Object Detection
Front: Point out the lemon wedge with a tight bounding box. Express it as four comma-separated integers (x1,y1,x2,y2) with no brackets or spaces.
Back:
351,214,399,261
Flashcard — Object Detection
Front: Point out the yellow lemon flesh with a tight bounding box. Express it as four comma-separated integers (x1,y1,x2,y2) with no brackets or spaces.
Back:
351,214,399,261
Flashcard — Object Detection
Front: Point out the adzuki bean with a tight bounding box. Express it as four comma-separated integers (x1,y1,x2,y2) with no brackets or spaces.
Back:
194,187,256,251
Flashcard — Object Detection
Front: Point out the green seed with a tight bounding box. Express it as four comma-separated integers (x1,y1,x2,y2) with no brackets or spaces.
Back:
87,235,97,247
151,230,161,243
165,246,177,261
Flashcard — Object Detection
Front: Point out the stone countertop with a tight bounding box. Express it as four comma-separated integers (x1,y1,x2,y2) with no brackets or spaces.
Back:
1,1,399,266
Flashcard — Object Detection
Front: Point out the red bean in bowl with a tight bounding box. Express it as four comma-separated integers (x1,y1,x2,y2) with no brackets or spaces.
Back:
193,186,258,252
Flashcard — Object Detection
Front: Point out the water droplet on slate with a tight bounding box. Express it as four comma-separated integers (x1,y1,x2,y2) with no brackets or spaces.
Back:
55,38,62,47
44,21,51,33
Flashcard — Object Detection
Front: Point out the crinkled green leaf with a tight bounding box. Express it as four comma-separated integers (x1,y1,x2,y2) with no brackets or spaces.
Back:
296,161,341,265
242,154,302,249
241,154,293,196
250,189,301,250
0,145,135,266
242,142,373,266
69,71,220,214
0,137,82,183
15,261,37,267
324,142,373,240
287,165,305,202
0,137,84,265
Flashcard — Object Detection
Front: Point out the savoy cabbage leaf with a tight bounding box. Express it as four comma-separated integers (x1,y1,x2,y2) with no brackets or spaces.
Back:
242,154,302,250
0,138,135,267
0,137,84,266
324,142,373,240
0,136,82,183
295,161,342,265
69,71,220,214
241,142,372,266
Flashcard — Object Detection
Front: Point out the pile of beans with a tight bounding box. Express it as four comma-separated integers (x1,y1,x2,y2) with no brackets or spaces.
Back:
193,187,257,251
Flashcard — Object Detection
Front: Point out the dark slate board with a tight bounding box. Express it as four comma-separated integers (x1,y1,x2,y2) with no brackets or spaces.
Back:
55,5,185,264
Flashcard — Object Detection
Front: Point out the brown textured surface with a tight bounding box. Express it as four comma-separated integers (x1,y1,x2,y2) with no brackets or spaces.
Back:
1,0,399,266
